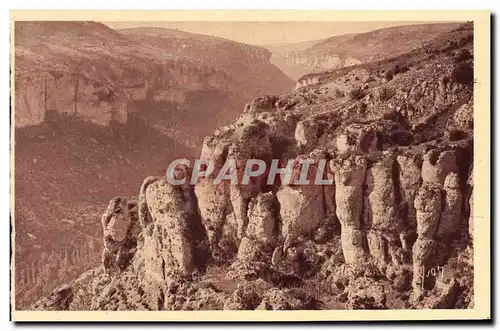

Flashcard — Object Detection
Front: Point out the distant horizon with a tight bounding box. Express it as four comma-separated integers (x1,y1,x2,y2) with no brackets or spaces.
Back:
103,21,455,46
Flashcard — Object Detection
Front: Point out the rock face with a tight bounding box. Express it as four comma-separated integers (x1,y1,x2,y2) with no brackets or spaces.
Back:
437,173,462,239
246,192,277,244
135,176,209,281
396,152,422,237
412,183,442,294
331,155,367,264
14,22,293,148
29,22,474,311
422,149,459,185
101,197,140,272
277,184,324,238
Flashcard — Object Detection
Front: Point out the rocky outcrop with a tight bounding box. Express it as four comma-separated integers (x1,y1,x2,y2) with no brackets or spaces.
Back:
411,183,442,294
14,22,293,150
277,183,324,238
365,152,405,266
101,197,140,272
396,152,422,239
331,155,367,264
134,176,209,287
422,149,459,185
246,192,278,244
29,22,475,311
335,123,379,155
437,173,462,239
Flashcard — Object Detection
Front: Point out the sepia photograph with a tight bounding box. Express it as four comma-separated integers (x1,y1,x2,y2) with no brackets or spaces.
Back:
9,10,491,321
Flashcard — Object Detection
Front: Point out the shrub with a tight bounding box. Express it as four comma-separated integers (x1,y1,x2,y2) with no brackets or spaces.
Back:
375,86,395,101
384,70,394,81
454,49,472,63
451,63,473,85
348,87,365,100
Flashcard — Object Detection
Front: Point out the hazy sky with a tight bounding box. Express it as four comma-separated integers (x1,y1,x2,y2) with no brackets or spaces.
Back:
104,21,443,45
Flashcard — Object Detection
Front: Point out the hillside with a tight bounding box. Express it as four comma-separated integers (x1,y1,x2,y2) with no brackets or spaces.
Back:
13,21,294,309
29,23,474,311
15,22,294,145
268,23,462,80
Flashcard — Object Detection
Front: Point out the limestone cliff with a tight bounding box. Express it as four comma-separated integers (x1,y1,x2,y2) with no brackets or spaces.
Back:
14,22,293,146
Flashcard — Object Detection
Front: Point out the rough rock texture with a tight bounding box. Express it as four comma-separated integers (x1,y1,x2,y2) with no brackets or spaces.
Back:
30,22,475,311
101,197,140,272
422,149,459,186
135,176,209,280
346,277,386,309
223,282,262,310
396,152,422,237
14,22,293,152
257,288,317,310
246,192,278,244
437,173,462,239
277,185,324,238
336,123,379,155
331,156,367,264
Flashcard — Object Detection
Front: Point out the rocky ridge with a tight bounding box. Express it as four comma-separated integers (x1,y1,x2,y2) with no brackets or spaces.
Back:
31,23,474,311
14,22,293,146
268,23,462,81
14,21,295,309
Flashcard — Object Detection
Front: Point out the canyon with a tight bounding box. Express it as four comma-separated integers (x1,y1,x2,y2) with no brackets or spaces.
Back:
269,23,462,80
13,21,293,308
25,22,474,311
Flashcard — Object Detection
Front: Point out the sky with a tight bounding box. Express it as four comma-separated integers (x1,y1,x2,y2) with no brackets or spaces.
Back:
103,21,445,46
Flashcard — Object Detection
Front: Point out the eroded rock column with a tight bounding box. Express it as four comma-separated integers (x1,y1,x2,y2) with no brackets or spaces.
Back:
331,155,368,264
365,152,404,266
135,176,209,284
436,173,462,239
412,182,442,295
396,152,422,249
